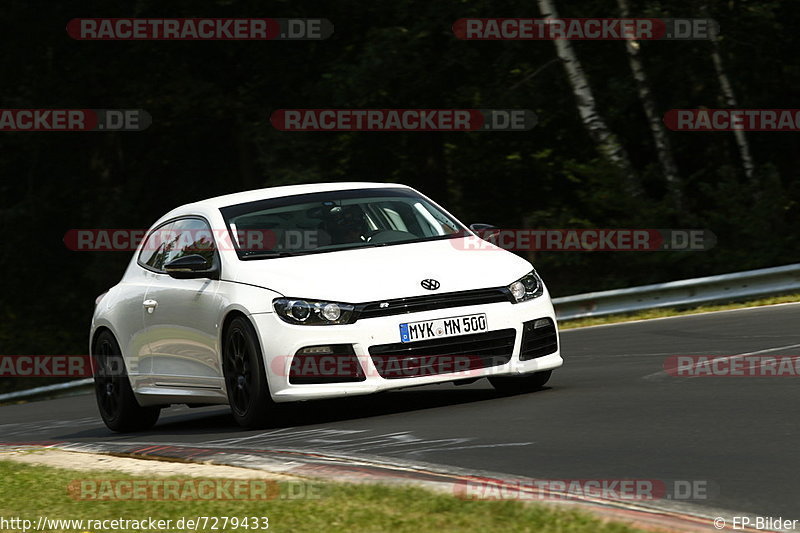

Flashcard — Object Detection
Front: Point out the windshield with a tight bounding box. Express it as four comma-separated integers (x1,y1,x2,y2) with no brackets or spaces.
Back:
219,187,466,259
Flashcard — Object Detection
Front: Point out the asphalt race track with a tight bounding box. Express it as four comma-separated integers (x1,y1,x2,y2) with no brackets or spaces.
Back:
2,303,799,520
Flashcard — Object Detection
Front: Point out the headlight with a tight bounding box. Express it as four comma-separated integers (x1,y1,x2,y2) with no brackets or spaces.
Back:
273,298,356,325
507,270,544,303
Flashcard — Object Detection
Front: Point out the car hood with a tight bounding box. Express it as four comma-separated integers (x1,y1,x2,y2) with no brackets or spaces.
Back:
227,237,534,302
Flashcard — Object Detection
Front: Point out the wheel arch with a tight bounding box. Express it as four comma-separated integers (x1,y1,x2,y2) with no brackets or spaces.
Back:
90,325,137,377
219,309,274,397
90,325,115,355
221,309,250,340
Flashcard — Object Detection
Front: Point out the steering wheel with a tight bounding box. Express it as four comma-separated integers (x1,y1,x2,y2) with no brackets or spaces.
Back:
365,229,417,244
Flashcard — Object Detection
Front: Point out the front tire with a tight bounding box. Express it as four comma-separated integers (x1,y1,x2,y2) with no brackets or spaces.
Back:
489,370,552,394
222,316,274,428
93,330,160,432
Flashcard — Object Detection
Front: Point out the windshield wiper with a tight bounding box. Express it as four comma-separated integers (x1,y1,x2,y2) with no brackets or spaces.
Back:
240,250,306,260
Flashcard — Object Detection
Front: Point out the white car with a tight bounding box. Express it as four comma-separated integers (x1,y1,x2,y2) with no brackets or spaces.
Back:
90,182,562,431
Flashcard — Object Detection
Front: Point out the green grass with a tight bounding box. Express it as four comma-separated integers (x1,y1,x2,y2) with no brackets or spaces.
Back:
558,293,800,330
0,460,648,533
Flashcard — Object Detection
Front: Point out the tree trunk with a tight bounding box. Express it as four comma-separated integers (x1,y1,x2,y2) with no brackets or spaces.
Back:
536,0,641,197
709,32,756,185
617,0,682,211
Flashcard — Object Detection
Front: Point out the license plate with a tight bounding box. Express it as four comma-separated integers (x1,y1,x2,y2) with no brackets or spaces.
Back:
399,313,488,343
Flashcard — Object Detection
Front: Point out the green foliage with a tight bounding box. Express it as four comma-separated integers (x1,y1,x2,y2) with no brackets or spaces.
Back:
0,0,798,378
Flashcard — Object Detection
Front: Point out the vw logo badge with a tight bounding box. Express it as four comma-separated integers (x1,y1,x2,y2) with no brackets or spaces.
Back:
421,279,440,291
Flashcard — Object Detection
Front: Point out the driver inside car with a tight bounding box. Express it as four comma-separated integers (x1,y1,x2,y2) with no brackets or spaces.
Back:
325,204,370,244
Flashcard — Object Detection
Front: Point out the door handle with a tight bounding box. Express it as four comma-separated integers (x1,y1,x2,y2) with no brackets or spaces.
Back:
143,299,158,313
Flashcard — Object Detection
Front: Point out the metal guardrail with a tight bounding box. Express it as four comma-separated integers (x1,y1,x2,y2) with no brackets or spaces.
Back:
553,263,800,321
0,378,93,403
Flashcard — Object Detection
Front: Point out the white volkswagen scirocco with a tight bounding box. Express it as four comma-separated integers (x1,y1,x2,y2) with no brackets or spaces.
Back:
90,183,562,431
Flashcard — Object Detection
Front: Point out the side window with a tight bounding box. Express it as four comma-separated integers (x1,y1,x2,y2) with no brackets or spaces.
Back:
138,218,216,272
164,218,217,266
138,222,174,272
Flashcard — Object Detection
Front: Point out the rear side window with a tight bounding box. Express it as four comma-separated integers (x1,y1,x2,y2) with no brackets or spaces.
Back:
138,218,217,272
138,222,173,272
165,218,217,265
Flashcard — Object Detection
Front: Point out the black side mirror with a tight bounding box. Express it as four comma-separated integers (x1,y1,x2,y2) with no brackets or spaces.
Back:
164,254,218,280
469,223,500,242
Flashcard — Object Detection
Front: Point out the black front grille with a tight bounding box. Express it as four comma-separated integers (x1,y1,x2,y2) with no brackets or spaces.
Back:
519,318,558,361
357,288,513,320
368,329,516,379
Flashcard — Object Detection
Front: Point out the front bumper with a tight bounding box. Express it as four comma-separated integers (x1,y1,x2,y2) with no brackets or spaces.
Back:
249,293,562,402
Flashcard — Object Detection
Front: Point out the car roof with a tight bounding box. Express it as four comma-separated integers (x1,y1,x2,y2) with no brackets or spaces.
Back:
159,181,412,222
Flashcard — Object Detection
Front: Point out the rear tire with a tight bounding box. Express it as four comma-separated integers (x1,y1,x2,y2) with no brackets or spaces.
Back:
222,316,274,428
489,370,552,394
93,330,160,432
